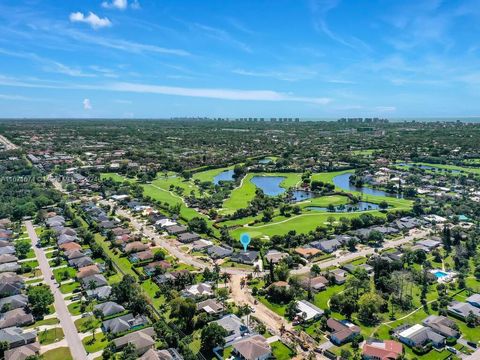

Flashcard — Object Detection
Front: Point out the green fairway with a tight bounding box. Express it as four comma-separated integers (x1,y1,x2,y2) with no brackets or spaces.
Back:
192,166,234,182
222,172,302,213
151,172,202,197
232,209,386,238
100,173,135,182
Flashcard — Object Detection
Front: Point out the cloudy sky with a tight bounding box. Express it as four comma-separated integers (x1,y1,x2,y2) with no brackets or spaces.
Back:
1,0,480,118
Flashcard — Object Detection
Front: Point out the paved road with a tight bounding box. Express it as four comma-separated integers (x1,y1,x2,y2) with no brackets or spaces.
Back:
465,349,480,360
291,228,429,275
26,221,87,360
110,204,250,275
0,134,18,150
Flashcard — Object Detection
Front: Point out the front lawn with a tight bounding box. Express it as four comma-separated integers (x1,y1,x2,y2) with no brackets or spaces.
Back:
42,347,73,360
39,327,65,345
82,332,108,353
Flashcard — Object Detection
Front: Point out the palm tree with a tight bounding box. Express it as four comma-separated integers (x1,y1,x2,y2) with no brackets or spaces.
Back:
221,272,231,286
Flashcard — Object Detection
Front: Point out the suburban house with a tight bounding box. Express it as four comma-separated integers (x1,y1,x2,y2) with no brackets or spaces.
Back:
328,269,347,285
102,314,149,334
86,285,112,300
230,251,259,265
232,334,271,360
295,300,324,323
422,315,459,338
264,250,288,264
362,339,403,360
396,324,445,349
301,276,329,292
0,294,28,311
4,342,40,360
140,348,184,360
196,299,224,316
77,264,101,279
177,232,200,243
0,273,24,297
294,247,321,259
0,327,37,350
94,301,125,318
206,245,233,259
69,256,94,269
81,274,108,289
113,327,156,355
124,241,149,253
0,308,35,329
448,301,480,320
327,318,360,345
182,283,213,298
213,314,250,346
144,260,171,276
129,250,154,263
311,239,342,254
165,225,188,235
466,294,480,308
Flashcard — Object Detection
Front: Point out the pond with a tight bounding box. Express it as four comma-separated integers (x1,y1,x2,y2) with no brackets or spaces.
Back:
213,170,234,184
250,176,286,196
333,173,403,198
258,158,273,164
305,201,381,212
291,190,315,202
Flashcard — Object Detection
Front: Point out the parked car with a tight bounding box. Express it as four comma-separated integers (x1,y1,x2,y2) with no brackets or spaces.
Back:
446,346,457,354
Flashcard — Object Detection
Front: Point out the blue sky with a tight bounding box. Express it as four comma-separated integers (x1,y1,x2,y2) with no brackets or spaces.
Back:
1,0,480,118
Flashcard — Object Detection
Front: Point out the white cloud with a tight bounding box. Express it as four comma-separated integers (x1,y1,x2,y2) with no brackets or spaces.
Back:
102,0,140,10
375,106,396,112
83,98,92,110
69,12,112,29
107,82,332,104
102,0,128,10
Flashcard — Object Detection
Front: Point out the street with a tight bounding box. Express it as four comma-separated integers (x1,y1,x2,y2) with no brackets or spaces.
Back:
0,134,18,150
26,221,87,360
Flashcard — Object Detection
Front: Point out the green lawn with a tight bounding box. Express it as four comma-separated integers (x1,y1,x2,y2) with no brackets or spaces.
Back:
82,332,108,353
74,316,101,333
42,347,73,360
68,301,94,316
100,173,135,182
59,281,80,294
27,317,59,328
39,328,65,345
53,267,77,282
270,340,296,360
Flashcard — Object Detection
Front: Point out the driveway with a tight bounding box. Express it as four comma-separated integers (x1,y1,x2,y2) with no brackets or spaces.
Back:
26,221,87,360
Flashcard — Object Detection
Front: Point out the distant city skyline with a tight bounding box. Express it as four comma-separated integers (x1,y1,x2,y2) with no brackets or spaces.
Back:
1,0,480,118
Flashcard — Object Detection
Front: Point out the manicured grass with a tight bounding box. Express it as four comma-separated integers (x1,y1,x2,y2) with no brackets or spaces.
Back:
257,296,287,317
151,172,202,197
27,317,59,328
74,316,101,333
142,183,209,222
192,166,234,183
39,327,65,345
223,172,302,213
141,279,166,309
313,284,346,309
100,173,135,182
68,301,95,316
270,340,296,360
220,261,253,270
297,195,350,208
42,347,73,360
93,233,137,278
82,332,108,353
53,267,77,282
59,281,80,294
231,209,386,239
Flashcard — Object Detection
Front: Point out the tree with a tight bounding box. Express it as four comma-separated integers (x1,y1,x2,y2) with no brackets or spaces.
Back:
170,297,196,332
200,323,228,353
285,301,299,320
358,292,384,325
15,239,32,259
0,341,9,359
27,284,54,318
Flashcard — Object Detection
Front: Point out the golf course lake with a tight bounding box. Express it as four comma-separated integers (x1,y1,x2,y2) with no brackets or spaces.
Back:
291,190,315,202
306,201,380,212
213,169,234,184
333,173,403,198
250,176,286,196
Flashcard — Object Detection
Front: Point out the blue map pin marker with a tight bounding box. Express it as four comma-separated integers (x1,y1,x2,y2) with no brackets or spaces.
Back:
240,233,251,252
